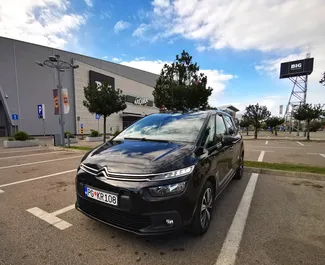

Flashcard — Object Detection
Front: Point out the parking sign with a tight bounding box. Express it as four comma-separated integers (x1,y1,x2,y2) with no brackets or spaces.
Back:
11,114,19,120
37,104,45,119
96,114,100,120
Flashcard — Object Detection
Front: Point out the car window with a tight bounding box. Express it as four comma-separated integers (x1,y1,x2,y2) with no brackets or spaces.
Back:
201,115,216,148
216,114,226,135
223,115,235,135
114,113,207,143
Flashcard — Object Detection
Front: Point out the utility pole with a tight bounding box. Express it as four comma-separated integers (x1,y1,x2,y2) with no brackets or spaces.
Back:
36,55,79,146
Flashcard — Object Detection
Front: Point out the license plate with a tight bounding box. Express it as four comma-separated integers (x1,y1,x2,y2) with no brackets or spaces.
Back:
84,186,118,206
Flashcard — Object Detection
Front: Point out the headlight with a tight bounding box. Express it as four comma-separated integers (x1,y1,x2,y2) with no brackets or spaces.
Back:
149,181,186,197
152,165,195,181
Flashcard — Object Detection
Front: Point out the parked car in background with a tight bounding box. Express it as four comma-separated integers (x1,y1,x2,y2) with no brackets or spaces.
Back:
75,110,244,235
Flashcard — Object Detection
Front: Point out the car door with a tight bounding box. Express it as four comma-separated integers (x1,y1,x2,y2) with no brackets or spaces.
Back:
200,114,228,189
222,114,242,172
215,113,231,187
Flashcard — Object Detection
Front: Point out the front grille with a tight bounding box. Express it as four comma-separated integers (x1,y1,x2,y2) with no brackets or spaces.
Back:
77,196,151,231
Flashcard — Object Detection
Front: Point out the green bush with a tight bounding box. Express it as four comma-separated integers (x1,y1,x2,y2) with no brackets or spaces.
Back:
113,130,121,137
8,137,15,141
89,130,99,137
64,131,76,138
28,136,35,140
14,131,29,141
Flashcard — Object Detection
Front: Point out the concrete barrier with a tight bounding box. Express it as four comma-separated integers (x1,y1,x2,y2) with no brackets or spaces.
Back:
4,139,40,148
86,136,103,142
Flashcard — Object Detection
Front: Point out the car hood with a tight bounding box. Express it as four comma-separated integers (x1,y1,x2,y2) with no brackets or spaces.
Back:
82,140,196,174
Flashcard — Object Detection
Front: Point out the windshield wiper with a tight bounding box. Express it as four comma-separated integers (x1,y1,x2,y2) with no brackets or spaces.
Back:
123,137,172,143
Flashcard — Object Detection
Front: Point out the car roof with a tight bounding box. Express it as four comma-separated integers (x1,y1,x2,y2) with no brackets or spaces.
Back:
149,109,233,117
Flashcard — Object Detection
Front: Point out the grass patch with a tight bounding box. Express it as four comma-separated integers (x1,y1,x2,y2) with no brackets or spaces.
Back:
67,146,93,151
245,161,325,175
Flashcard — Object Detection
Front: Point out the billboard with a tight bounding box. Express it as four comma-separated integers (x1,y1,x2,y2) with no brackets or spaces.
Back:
89,70,115,90
279,58,314,79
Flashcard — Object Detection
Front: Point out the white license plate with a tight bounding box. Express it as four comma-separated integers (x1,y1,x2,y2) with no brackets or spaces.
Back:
84,186,118,206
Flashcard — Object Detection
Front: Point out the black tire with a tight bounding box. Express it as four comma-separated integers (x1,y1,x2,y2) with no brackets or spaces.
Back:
234,152,244,180
191,181,214,236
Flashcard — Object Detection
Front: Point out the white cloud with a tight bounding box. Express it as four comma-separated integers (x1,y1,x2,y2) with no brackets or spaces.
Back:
102,55,109,60
196,45,207,52
114,20,131,33
120,59,235,106
152,0,170,8
132,24,150,37
0,0,86,49
112,57,121,62
84,0,93,7
151,0,325,52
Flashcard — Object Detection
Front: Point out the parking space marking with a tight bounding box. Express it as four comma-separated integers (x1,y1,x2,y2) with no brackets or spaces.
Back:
0,151,63,160
215,173,259,265
296,141,304,146
27,205,74,230
320,154,325,158
246,145,303,150
0,169,76,192
257,151,265,162
0,189,4,193
265,141,268,145
251,150,274,152
0,155,82,170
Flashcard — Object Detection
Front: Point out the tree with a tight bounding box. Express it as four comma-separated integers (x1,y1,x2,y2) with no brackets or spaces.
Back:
243,104,271,139
239,118,251,136
83,81,126,142
265,117,285,136
309,120,322,132
293,103,324,140
153,50,213,111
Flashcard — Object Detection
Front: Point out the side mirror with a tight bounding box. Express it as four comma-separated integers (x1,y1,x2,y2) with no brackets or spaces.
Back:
194,146,205,156
228,127,235,135
222,135,233,146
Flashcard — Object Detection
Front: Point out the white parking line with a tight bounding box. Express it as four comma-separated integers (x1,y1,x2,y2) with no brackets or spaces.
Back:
257,151,265,162
320,154,325,158
27,204,75,230
0,169,76,193
0,155,82,170
0,148,42,154
296,141,304,146
215,173,259,265
0,151,62,160
246,146,302,149
265,141,268,145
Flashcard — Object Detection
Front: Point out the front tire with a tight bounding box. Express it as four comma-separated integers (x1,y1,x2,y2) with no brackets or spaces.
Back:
191,181,214,236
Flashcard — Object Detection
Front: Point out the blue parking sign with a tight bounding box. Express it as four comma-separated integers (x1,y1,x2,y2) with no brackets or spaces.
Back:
11,114,19,120
37,104,44,119
96,114,100,120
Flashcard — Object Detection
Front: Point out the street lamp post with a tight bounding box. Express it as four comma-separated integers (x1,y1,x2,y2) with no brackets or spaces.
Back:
36,55,79,146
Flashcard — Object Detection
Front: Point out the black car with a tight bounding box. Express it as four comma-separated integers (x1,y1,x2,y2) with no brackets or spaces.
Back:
75,110,244,235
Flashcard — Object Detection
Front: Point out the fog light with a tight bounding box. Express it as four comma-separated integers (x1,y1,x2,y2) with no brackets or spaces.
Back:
166,219,174,226
149,181,186,197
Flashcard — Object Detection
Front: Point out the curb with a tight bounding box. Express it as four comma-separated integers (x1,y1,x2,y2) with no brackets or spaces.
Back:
244,167,325,181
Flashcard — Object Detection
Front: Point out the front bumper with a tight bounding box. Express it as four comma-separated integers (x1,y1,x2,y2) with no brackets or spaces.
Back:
75,169,198,235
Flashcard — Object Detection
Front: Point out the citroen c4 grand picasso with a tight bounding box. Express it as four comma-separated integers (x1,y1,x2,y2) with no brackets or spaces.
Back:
75,110,244,235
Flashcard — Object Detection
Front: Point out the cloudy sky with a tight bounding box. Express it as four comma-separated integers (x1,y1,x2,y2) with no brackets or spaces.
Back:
0,0,324,114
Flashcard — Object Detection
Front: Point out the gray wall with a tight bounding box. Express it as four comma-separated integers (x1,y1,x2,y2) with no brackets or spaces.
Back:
0,36,158,135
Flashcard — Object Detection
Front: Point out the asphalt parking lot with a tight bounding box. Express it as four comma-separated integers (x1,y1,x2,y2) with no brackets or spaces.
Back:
244,139,325,166
0,146,324,265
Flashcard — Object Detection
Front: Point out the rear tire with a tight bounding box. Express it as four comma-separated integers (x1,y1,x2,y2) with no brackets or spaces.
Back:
191,181,214,236
234,152,244,180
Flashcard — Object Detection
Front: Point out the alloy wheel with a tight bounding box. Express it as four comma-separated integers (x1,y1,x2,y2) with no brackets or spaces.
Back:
200,187,213,229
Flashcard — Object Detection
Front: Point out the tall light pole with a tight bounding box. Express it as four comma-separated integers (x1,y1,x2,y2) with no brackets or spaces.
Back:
36,55,79,146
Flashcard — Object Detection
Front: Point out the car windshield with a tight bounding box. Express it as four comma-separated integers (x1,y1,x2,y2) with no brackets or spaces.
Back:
114,112,207,143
